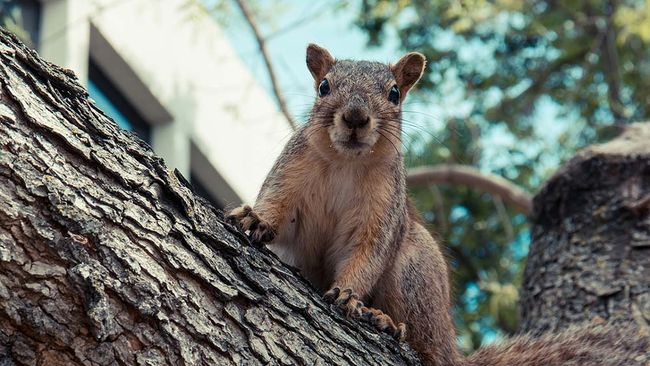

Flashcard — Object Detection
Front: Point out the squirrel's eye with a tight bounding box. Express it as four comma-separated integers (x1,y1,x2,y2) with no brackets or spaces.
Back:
388,85,400,105
318,79,330,97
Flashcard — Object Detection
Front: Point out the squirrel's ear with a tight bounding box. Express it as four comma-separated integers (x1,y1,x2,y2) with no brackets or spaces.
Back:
306,44,335,81
391,52,426,95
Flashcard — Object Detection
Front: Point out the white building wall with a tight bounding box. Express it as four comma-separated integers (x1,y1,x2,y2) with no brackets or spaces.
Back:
37,0,293,205
40,0,90,80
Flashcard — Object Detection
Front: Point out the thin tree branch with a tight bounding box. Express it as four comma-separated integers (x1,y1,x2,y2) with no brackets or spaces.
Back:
266,1,335,41
407,164,533,215
233,0,297,130
448,245,480,283
602,0,625,123
487,44,590,118
429,185,448,235
493,196,514,243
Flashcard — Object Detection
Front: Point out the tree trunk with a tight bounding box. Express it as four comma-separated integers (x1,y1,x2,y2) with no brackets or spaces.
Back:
0,30,420,365
521,123,650,336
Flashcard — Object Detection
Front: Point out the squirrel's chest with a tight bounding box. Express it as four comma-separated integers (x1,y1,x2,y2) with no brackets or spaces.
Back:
275,162,387,245
268,158,395,290
300,164,366,221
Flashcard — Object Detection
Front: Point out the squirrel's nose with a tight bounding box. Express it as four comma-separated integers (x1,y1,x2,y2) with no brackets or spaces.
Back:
342,108,370,129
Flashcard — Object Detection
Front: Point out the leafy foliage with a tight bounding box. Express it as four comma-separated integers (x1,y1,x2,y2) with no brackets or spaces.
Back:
356,0,650,350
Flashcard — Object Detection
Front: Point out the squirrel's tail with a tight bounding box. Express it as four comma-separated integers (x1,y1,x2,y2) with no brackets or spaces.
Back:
464,323,650,366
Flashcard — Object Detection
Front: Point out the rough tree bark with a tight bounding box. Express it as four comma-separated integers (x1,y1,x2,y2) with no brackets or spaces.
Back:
0,26,649,365
0,30,420,365
521,123,650,336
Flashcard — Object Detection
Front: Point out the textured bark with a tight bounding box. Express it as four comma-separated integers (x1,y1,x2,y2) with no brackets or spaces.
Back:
521,123,650,336
0,29,420,365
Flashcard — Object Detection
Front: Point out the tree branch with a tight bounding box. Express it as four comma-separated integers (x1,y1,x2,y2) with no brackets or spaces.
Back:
233,0,297,130
447,245,480,283
428,185,448,235
407,164,533,215
493,196,514,243
602,0,626,123
487,44,590,120
266,1,335,41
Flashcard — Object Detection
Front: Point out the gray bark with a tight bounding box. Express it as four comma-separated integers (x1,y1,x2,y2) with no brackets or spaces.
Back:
521,123,650,336
0,29,420,365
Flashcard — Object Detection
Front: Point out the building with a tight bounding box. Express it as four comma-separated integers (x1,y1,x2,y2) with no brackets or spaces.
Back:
3,0,293,208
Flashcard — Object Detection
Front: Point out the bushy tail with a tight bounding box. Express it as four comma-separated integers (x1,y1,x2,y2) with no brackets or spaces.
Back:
465,323,650,366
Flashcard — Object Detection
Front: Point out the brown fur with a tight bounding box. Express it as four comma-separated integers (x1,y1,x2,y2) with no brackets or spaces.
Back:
226,45,650,366
467,323,650,366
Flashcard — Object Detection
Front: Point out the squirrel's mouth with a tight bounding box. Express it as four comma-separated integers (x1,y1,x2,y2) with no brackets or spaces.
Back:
338,134,368,150
326,123,378,157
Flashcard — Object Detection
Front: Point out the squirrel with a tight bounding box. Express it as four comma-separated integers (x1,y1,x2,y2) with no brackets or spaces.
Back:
226,44,650,366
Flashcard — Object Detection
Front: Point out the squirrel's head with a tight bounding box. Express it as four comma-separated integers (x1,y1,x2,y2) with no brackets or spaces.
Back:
304,44,426,161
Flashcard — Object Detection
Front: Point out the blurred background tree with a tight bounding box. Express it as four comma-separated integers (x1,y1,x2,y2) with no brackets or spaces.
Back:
354,0,650,350
4,0,650,353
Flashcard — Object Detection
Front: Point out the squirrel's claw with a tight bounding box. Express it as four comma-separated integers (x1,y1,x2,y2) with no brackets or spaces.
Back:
323,287,364,318
225,205,251,230
323,286,406,341
322,286,340,302
225,205,276,244
360,306,407,341
394,323,407,341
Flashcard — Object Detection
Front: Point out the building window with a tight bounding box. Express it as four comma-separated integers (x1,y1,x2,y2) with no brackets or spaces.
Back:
190,172,223,210
0,0,41,48
88,60,151,143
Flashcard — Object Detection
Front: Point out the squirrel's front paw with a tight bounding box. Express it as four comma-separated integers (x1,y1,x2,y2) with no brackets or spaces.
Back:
225,205,276,244
323,287,405,341
360,306,406,341
323,287,364,318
